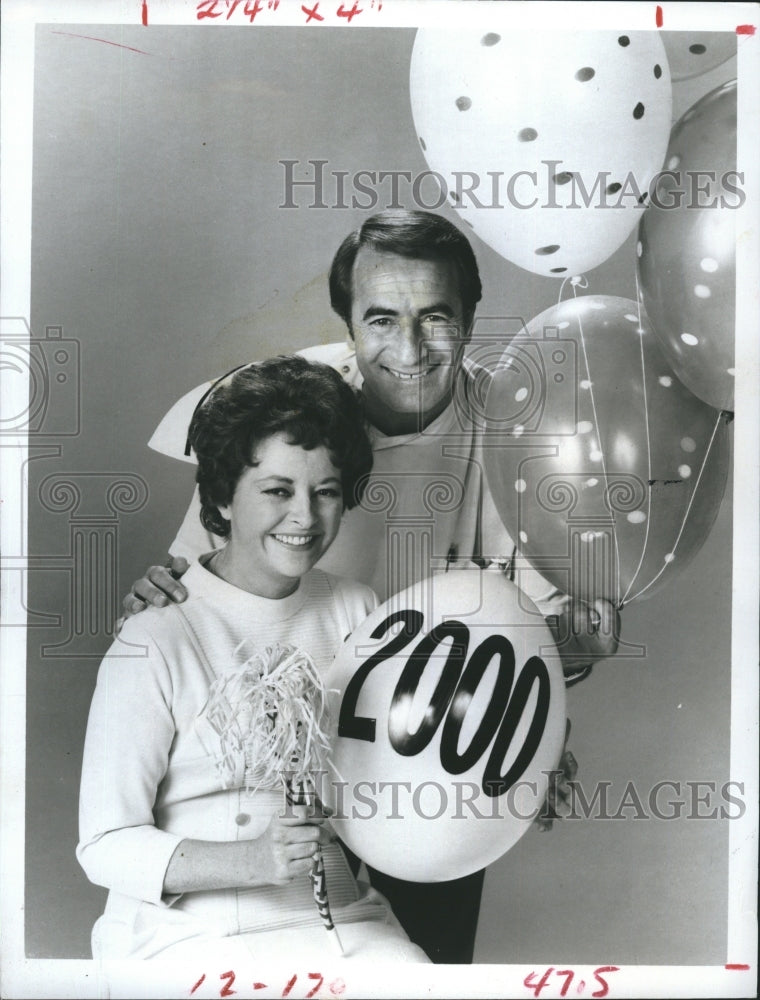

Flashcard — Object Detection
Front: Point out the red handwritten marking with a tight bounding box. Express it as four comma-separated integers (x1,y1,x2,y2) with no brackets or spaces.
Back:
142,0,148,25
524,968,554,997
655,5,663,27
197,0,222,19
591,966,619,998
725,963,751,970
219,970,237,997
243,0,265,20
337,1,362,20
556,970,574,997
305,973,324,999
301,3,324,22
51,30,154,55
192,972,348,998
736,24,756,34
524,967,619,999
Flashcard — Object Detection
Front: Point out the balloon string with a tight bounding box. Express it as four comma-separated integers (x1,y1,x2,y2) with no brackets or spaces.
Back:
620,276,654,607
570,281,622,607
626,407,724,604
558,274,588,306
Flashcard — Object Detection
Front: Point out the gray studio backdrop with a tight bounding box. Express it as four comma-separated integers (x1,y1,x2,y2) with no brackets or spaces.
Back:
26,26,735,961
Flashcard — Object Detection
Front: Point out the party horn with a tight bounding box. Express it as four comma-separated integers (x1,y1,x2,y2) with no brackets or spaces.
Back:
285,778,344,956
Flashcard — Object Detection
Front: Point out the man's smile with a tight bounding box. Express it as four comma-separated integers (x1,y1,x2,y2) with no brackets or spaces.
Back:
381,364,436,381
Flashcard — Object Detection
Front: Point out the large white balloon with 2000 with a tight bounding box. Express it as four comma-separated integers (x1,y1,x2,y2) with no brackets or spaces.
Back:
324,570,566,881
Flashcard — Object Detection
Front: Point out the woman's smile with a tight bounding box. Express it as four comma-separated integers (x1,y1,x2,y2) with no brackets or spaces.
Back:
272,532,319,547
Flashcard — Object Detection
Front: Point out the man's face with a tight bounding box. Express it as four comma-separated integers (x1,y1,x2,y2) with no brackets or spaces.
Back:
349,248,471,436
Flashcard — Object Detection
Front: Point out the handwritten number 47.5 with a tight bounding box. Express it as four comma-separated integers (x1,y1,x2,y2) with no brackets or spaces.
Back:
524,966,620,999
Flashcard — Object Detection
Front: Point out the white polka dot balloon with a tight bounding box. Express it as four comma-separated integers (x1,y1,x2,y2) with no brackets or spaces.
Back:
482,296,731,607
410,29,672,277
637,80,737,410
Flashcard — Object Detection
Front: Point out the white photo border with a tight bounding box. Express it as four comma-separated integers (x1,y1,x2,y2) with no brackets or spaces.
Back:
1,2,757,998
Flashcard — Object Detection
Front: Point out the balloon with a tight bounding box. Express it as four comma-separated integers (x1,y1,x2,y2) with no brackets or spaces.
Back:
637,79,737,411
483,296,731,608
410,29,672,276
662,32,735,81
324,570,566,882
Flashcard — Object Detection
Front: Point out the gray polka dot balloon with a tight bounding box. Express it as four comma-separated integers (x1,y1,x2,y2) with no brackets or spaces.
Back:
483,296,731,607
410,29,672,276
661,31,735,82
637,80,737,411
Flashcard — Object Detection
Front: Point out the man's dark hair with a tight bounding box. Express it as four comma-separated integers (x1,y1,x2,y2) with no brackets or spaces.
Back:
329,210,483,334
187,355,374,538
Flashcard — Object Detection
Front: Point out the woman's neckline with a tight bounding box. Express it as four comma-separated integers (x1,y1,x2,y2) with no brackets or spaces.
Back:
191,553,311,620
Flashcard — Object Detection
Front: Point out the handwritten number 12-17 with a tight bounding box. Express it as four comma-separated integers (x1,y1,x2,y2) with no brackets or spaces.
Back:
190,971,344,997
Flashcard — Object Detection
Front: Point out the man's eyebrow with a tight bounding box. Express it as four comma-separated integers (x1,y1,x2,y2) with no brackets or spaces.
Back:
362,306,399,321
423,302,456,318
361,302,456,321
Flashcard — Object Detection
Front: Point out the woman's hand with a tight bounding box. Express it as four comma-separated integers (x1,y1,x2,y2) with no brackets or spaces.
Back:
163,802,335,895
262,802,335,885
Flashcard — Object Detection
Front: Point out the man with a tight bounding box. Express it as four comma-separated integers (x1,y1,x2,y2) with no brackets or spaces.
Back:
125,210,618,963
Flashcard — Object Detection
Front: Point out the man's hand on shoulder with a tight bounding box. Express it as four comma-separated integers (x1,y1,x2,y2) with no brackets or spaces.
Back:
116,555,190,634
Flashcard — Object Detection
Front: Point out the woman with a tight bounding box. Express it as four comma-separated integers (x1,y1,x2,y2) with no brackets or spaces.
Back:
77,355,428,964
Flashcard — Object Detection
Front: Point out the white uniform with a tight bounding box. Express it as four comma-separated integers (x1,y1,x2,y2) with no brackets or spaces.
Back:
78,559,428,963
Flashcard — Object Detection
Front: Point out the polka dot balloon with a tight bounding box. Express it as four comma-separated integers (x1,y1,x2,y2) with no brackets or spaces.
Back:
661,31,736,81
483,296,731,607
410,29,672,277
638,80,737,410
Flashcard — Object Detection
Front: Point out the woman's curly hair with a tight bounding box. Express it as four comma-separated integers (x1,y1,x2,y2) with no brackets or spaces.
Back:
187,355,374,538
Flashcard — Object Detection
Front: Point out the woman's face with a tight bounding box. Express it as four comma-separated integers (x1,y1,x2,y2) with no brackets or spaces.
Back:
216,431,344,598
